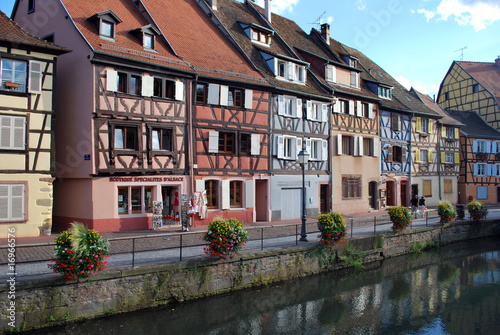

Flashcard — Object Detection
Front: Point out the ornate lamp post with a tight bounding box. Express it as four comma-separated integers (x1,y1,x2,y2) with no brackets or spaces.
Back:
297,140,309,242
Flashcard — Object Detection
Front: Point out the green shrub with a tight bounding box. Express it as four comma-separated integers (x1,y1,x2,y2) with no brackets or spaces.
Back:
317,212,347,247
437,201,457,224
467,201,488,221
388,206,412,232
203,217,249,261
48,222,110,281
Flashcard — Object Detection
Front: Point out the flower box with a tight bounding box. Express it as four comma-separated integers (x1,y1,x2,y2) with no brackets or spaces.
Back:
4,81,19,88
476,153,488,161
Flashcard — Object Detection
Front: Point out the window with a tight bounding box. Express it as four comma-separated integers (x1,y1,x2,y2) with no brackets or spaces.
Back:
284,96,295,117
278,60,286,78
153,77,163,97
230,181,242,208
118,186,153,215
152,128,172,151
445,92,449,100
205,180,219,208
296,65,305,83
309,102,322,121
283,137,294,159
350,71,358,88
196,83,207,103
378,86,392,99
228,88,243,107
1,59,27,92
218,132,235,154
0,184,25,221
349,58,357,68
420,149,428,163
444,179,453,194
477,186,487,200
361,103,370,118
342,176,361,199
101,20,114,38
473,84,479,93
117,72,127,93
130,75,141,95
475,163,487,176
153,79,175,99
114,126,137,150
240,134,251,155
446,127,455,139
310,140,321,160
325,64,335,82
251,29,270,45
342,136,353,155
363,138,373,156
445,153,454,164
391,114,400,131
392,146,402,163
0,115,25,150
424,180,432,197
421,118,428,133
28,0,35,13
340,100,349,115
495,164,500,177
143,33,154,50
477,140,487,153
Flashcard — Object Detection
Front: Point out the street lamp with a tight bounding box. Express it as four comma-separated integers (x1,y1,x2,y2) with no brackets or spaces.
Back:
297,140,309,242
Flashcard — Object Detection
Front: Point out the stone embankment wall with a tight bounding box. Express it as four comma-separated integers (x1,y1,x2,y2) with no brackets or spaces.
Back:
2,220,500,332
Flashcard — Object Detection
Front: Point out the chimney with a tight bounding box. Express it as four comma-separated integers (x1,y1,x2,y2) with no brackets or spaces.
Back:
496,56,500,69
321,23,330,45
208,0,217,11
265,0,272,23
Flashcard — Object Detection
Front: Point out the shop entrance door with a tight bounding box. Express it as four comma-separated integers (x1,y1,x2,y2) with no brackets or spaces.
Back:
162,186,179,225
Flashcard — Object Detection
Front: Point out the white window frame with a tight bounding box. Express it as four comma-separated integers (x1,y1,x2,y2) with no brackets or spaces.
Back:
283,136,294,159
325,64,336,82
278,95,299,118
421,118,428,133
445,152,454,164
475,163,488,177
477,140,487,153
0,115,26,150
350,71,359,88
421,149,428,163
0,183,25,222
1,59,28,92
378,86,392,99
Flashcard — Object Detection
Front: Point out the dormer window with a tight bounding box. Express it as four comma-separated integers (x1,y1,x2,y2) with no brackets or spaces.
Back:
325,64,336,83
378,85,392,99
130,25,160,51
260,51,308,85
349,57,357,68
88,10,122,41
241,22,273,46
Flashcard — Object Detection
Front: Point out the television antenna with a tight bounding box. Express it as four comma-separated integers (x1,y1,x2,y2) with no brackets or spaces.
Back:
455,46,467,61
309,11,327,28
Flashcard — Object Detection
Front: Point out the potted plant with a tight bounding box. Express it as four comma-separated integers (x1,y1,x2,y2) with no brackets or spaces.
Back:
388,206,412,232
437,201,457,224
476,152,488,161
203,217,249,261
4,81,19,89
317,212,347,247
467,201,488,221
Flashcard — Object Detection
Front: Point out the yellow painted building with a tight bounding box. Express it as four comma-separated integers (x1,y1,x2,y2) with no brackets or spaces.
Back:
0,11,69,237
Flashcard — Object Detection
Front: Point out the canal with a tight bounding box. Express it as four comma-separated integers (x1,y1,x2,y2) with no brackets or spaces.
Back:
29,237,500,335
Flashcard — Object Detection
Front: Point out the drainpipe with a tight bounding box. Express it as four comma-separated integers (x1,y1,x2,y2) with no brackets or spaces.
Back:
408,113,413,206
438,122,442,201
329,99,335,212
189,75,199,196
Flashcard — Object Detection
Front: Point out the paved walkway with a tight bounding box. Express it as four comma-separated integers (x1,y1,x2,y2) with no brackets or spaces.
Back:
2,206,499,282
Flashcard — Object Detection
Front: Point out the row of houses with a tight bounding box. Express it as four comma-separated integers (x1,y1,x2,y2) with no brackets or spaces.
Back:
2,0,500,237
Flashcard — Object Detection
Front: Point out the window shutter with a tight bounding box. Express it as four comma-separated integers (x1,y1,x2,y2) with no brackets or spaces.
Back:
175,80,184,101
278,96,285,115
219,85,229,106
373,138,379,157
331,65,337,82
368,103,373,119
416,117,421,133
348,101,354,115
222,180,230,210
287,62,294,80
454,128,459,139
207,83,220,105
358,136,364,156
337,134,342,155
1,116,11,148
492,165,498,177
322,103,328,122
276,135,284,159
28,60,43,93
492,141,497,154
322,140,328,161
415,149,420,162
472,140,478,153
454,152,460,164
486,141,491,153
295,137,302,160
306,101,312,120
246,180,254,208
473,164,478,176
13,117,25,150
305,138,311,157
295,98,302,118
195,180,205,193
208,131,219,153
487,164,492,176
441,126,447,138
353,136,359,156
428,149,433,163
356,101,362,117
244,89,253,109
0,185,8,220
106,70,118,92
387,145,393,162
333,100,340,113
141,75,154,97
441,152,445,163
428,119,434,133
402,146,407,162
11,185,24,220
251,134,260,156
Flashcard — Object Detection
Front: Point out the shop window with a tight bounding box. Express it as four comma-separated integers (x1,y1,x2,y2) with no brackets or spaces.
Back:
196,83,208,103
118,186,154,215
131,187,142,214
218,132,235,154
0,184,25,221
230,181,242,208
342,176,361,199
114,126,137,150
205,180,219,209
117,187,128,214
152,128,172,151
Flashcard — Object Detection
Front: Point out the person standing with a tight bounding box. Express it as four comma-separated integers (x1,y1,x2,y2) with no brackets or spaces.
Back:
419,196,426,218
411,194,419,218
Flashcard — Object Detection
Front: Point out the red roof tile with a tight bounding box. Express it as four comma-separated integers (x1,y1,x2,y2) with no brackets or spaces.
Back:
411,89,463,126
458,61,500,102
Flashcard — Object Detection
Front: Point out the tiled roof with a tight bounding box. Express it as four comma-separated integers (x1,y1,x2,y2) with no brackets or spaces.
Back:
411,89,463,126
0,10,69,54
446,110,500,139
457,61,500,102
142,0,267,85
213,0,330,98
61,0,193,73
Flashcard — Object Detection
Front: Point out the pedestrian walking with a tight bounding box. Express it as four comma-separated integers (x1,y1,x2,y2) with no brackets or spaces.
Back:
419,196,426,218
411,194,419,218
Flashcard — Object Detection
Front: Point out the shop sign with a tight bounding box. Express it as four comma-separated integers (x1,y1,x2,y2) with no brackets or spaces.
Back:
109,177,184,182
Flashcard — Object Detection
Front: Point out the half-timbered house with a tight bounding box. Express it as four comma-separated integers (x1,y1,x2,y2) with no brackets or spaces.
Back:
412,89,463,205
445,110,500,204
208,0,332,221
437,58,500,130
0,10,68,237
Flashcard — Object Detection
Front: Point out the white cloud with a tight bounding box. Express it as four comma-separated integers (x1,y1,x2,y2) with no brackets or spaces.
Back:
327,16,334,24
254,0,299,14
415,0,500,31
395,76,440,96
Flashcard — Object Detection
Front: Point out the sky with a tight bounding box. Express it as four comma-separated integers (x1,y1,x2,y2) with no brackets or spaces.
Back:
1,0,499,97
